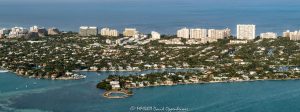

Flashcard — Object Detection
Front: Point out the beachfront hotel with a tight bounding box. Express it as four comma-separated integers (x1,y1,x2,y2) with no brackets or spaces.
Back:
123,28,138,37
79,26,98,36
237,24,256,40
260,32,277,39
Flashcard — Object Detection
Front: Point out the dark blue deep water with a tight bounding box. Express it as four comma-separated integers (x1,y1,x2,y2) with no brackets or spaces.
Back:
1,0,300,34
2,71,300,112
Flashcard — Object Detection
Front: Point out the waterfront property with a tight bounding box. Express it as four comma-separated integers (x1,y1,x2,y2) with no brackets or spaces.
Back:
97,68,300,98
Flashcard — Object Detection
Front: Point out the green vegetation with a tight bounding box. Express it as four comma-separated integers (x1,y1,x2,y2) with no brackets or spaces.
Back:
97,81,112,90
0,34,300,80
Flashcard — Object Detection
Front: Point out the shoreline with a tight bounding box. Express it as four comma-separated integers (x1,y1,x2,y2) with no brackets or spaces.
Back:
129,78,300,89
103,90,133,99
74,67,201,72
102,78,300,99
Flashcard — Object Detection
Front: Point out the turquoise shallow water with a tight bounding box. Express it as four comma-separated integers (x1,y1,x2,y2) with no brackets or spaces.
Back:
2,70,300,112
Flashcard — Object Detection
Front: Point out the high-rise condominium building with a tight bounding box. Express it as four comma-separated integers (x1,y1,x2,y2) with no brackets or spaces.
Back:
30,26,39,32
177,27,190,39
30,26,47,37
237,24,256,40
208,28,231,40
48,28,60,35
123,28,138,37
190,28,207,39
79,26,98,36
283,30,291,38
9,27,28,38
100,28,119,37
288,30,300,41
260,32,277,39
151,31,161,39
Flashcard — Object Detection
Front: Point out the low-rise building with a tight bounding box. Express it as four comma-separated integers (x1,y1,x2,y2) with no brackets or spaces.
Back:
158,38,184,45
110,81,121,90
229,40,248,44
260,32,277,39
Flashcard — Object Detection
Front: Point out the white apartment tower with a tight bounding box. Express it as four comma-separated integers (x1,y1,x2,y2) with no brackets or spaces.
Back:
190,28,207,39
237,24,256,40
283,30,291,38
289,30,300,41
208,28,231,40
177,27,190,39
101,28,119,37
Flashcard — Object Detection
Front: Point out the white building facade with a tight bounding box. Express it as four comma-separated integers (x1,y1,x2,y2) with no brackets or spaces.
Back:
151,31,161,39
123,28,138,37
208,29,231,40
190,28,207,39
100,28,118,37
260,32,277,39
237,24,256,40
177,27,190,39
289,30,300,41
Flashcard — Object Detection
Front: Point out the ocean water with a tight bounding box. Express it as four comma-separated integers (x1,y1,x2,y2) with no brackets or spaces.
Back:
2,71,300,112
1,0,300,35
